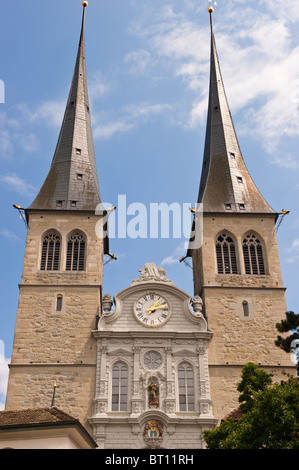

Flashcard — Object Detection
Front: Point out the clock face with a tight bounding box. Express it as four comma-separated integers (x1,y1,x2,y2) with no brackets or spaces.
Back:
134,293,170,328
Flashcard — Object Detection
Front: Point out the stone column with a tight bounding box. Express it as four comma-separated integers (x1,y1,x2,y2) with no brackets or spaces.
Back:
94,342,108,415
131,346,142,415
165,346,176,414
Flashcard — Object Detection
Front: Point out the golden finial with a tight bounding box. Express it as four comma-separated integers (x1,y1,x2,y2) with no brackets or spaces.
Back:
82,1,88,7
208,7,214,14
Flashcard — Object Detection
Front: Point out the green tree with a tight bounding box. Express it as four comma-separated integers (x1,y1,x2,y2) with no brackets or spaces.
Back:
203,363,299,449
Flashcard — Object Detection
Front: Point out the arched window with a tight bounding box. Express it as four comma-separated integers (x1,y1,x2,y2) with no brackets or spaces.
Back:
40,232,61,271
242,233,265,275
216,233,238,274
66,231,86,271
178,362,195,412
112,361,128,412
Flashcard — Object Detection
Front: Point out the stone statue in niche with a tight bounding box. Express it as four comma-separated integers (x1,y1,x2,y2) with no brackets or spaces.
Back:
147,375,159,408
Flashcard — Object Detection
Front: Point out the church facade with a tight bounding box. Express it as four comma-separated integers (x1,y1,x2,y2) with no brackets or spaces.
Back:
3,4,294,449
89,262,217,449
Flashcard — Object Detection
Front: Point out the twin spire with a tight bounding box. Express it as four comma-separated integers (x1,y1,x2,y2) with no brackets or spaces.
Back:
29,5,274,216
198,8,275,214
29,2,101,212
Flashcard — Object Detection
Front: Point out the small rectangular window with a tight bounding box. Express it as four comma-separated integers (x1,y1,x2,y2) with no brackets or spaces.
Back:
242,301,249,317
229,152,236,158
56,296,62,312
239,203,245,210
56,200,63,207
71,201,77,207
75,148,81,155
237,176,243,183
225,203,232,210
77,173,83,180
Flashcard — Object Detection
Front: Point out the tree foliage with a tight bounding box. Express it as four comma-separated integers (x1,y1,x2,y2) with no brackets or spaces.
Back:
203,363,299,449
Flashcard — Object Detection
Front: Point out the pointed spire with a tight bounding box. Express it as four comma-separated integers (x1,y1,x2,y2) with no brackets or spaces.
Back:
29,2,101,212
197,8,275,214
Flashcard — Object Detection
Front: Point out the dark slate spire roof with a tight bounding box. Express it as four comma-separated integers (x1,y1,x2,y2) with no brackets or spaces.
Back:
197,9,275,214
28,4,101,212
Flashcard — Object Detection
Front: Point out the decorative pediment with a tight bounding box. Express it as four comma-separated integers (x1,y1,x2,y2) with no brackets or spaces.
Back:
107,348,133,357
172,349,198,357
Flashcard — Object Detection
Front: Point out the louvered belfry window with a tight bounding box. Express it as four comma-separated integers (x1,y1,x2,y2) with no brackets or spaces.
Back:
66,232,86,271
216,233,238,274
243,233,265,275
40,232,61,271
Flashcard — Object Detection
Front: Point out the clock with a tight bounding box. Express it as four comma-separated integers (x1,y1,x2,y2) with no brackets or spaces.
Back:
134,293,171,328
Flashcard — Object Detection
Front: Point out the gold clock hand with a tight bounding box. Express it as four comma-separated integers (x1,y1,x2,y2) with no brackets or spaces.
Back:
146,300,159,314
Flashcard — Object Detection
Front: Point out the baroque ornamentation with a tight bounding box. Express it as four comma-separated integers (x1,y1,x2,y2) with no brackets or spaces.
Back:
143,419,163,438
132,262,173,284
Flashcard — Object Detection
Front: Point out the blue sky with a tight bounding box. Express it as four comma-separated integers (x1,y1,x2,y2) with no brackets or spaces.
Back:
1,0,299,409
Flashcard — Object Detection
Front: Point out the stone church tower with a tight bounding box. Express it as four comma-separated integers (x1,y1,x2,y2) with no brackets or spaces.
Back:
5,4,108,433
189,9,293,421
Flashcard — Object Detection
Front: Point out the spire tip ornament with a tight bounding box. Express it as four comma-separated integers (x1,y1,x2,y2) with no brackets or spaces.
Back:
208,7,214,13
82,1,88,7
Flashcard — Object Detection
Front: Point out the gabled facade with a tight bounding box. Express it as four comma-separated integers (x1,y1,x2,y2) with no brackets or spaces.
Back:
89,263,217,449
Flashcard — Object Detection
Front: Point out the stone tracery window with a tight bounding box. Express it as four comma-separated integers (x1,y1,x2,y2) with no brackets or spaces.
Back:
66,231,86,271
143,351,163,371
178,362,195,412
112,361,128,412
242,233,265,275
216,232,238,274
40,232,61,271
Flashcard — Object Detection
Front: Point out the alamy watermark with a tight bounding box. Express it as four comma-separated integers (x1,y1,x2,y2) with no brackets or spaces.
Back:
95,195,203,250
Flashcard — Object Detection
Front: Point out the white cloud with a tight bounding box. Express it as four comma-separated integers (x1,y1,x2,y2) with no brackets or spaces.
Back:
16,100,65,129
0,230,22,244
0,130,14,157
161,255,179,266
126,2,299,161
124,49,151,75
0,357,10,411
93,120,134,140
0,112,37,158
289,239,299,252
161,242,187,266
0,173,37,197
93,102,172,140
88,71,111,103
